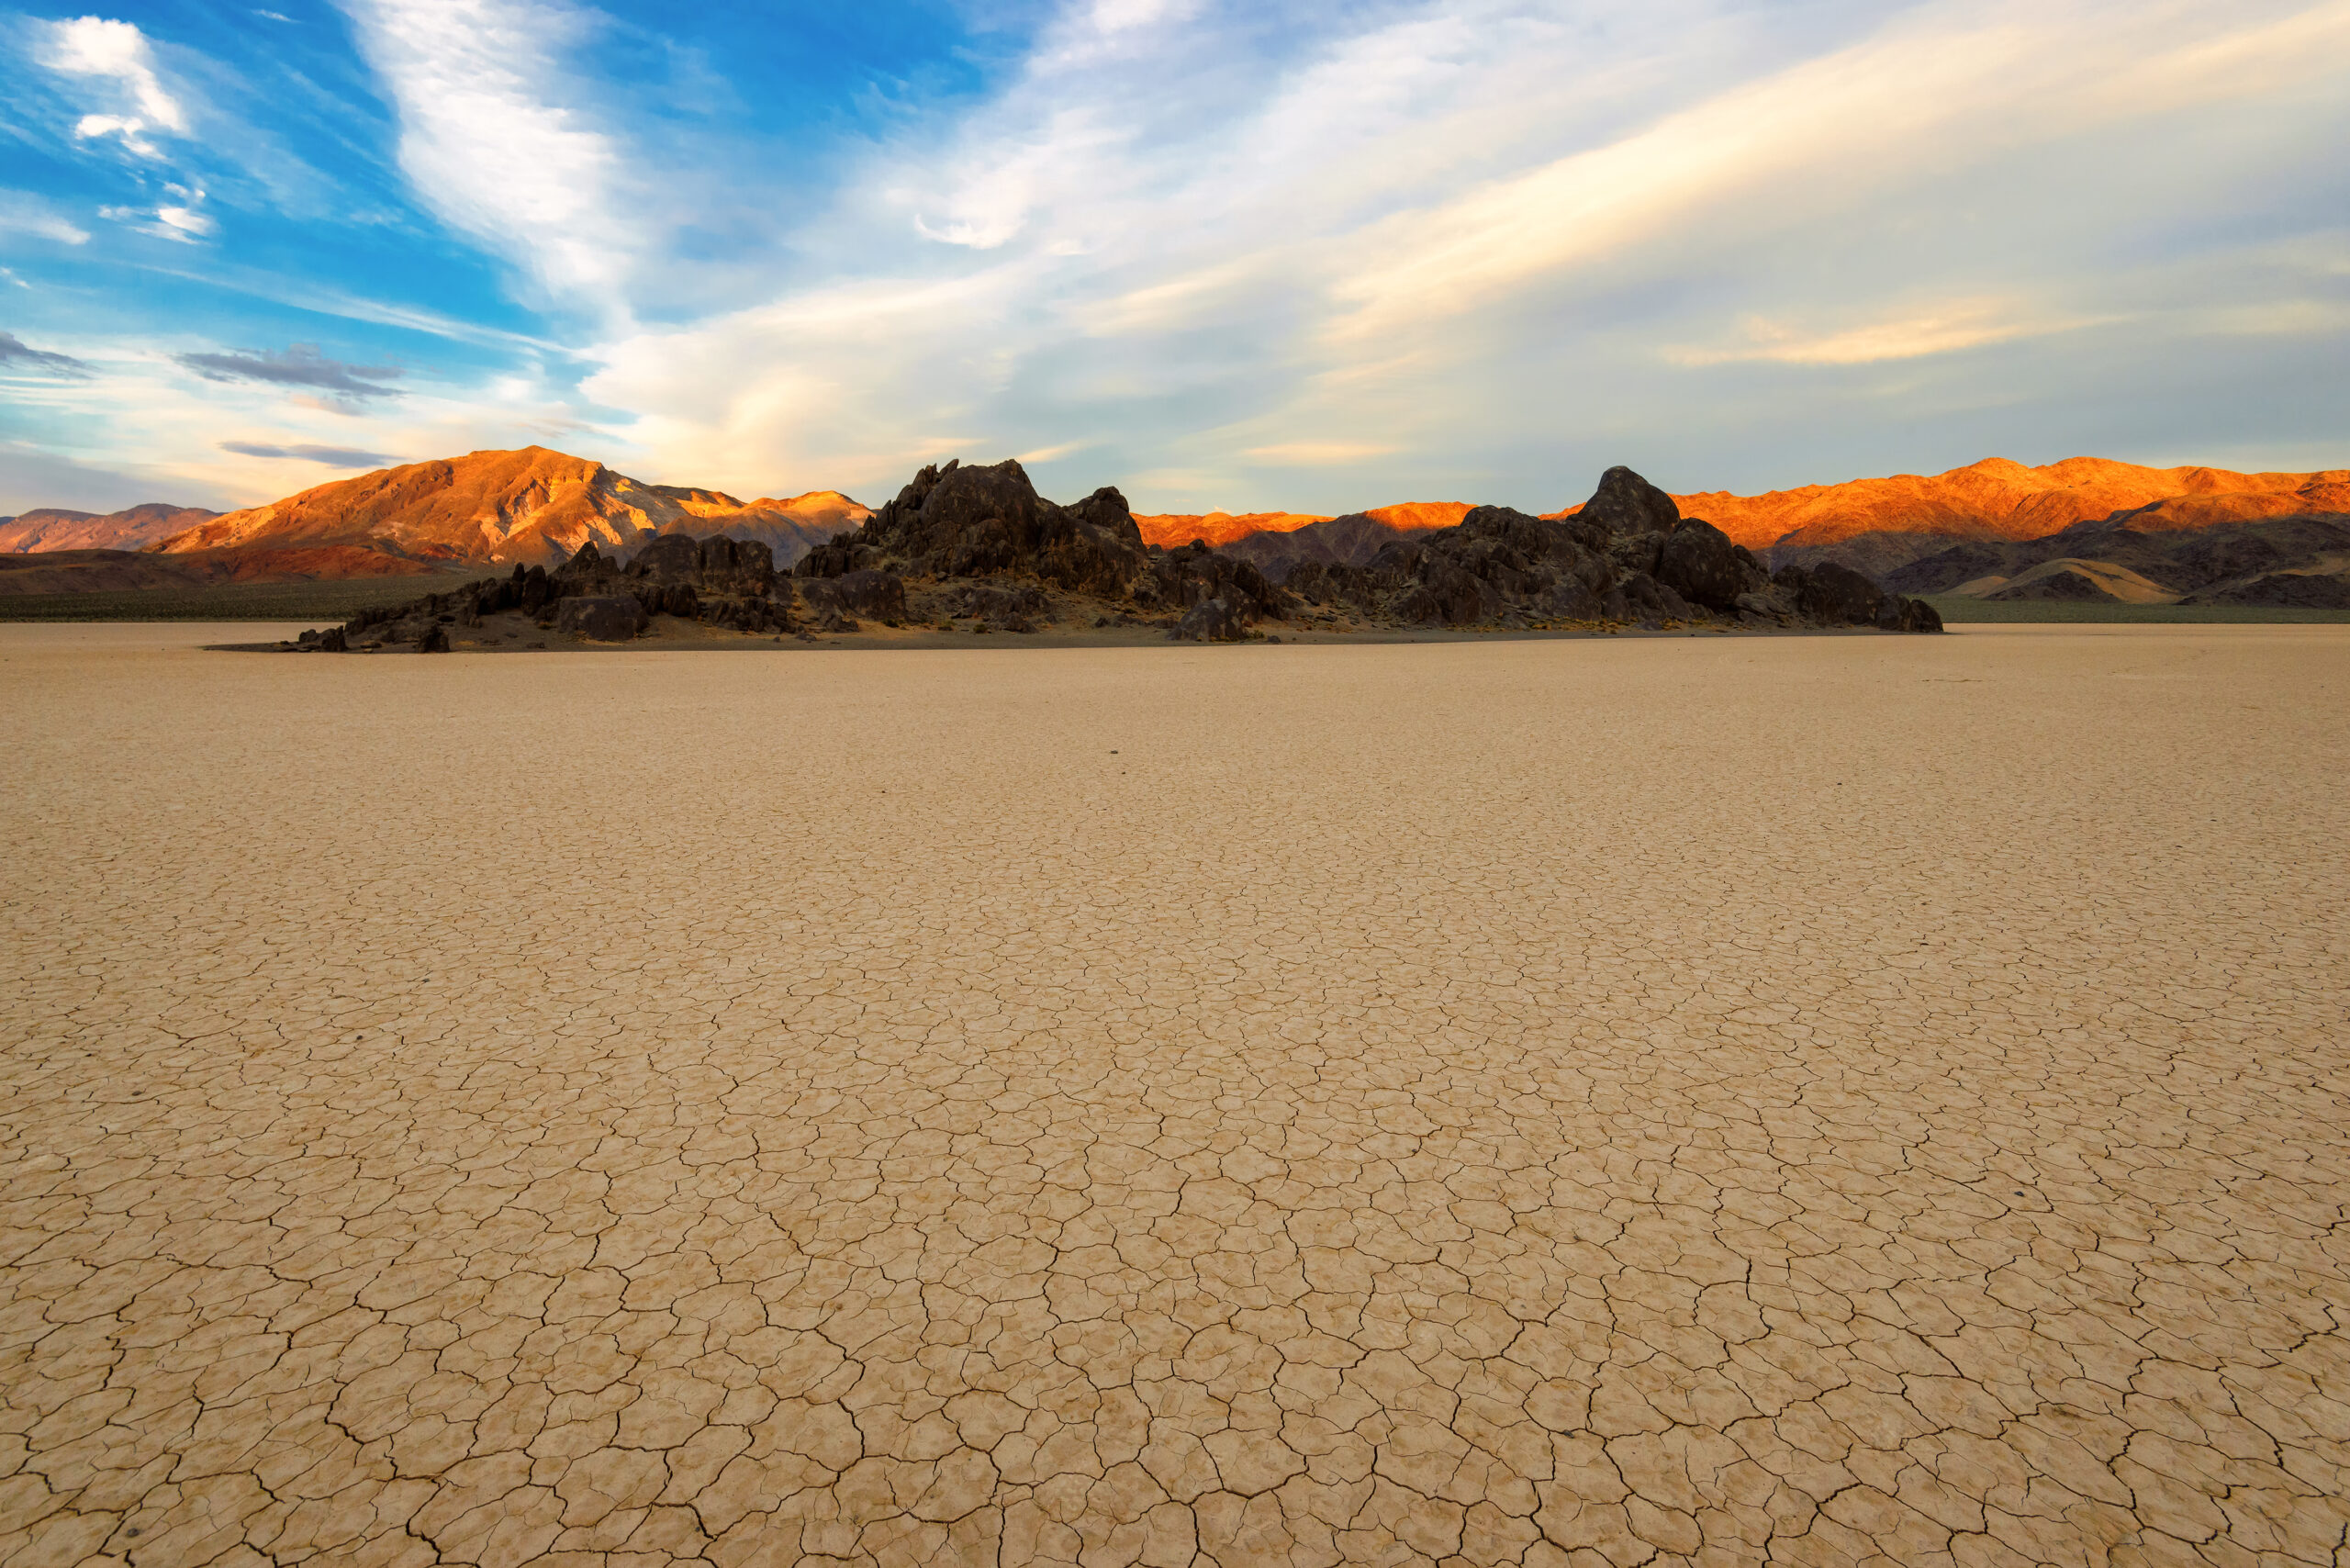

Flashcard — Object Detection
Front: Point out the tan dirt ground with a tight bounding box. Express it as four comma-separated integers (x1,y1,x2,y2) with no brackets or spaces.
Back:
3,623,2346,1568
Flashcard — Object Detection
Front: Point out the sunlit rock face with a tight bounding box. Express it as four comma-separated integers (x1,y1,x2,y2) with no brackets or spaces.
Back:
150,446,871,567
1641,456,2350,552
1147,459,2350,583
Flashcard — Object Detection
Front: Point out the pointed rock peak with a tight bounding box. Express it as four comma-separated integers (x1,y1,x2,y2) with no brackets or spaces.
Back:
1578,465,1683,537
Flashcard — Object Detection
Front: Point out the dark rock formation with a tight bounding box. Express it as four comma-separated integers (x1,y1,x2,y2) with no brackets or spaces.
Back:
302,460,1946,649
1781,561,1891,622
800,568,907,624
1653,519,1768,612
1218,513,1446,581
1169,597,1252,642
1579,465,1683,542
315,532,798,649
800,458,1287,633
1278,473,1938,633
556,596,650,642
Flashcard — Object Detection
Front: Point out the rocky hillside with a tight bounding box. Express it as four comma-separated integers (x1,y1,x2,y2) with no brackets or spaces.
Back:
1277,467,1940,633
1163,457,2347,584
0,503,218,553
308,458,1941,652
1707,458,2350,579
151,447,868,567
1887,513,2350,608
1135,501,1469,554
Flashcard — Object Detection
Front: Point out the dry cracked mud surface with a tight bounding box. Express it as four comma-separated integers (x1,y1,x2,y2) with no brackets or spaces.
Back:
4,623,2347,1568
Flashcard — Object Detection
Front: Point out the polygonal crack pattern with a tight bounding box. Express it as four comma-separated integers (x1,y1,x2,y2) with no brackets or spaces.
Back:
2,625,2346,1568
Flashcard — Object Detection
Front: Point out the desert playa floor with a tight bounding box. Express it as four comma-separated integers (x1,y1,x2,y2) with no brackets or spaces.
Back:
4,623,2346,1568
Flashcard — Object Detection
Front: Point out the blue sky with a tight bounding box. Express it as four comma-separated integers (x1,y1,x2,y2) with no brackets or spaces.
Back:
2,0,2345,516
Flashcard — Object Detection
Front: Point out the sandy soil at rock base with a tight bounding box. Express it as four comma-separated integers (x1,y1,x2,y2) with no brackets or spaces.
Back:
4,624,2345,1567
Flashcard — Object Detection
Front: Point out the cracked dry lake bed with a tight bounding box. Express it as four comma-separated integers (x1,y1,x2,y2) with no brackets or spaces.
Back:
3,622,2346,1568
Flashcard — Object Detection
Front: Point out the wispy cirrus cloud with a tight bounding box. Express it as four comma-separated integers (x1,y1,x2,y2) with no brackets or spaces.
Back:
0,191,91,246
1664,299,2110,368
564,0,2342,509
339,0,636,319
9,0,2349,518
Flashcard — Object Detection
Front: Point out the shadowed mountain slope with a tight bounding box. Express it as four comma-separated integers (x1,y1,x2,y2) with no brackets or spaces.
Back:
1886,514,2350,607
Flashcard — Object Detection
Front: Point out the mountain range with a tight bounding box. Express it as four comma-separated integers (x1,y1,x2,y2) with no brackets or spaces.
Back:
0,502,220,554
4,449,2343,606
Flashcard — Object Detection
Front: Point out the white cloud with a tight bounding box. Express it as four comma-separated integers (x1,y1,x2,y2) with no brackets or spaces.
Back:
98,183,217,244
0,190,92,245
1244,442,1398,465
340,0,636,319
43,17,189,157
1326,0,2350,345
28,0,2350,512
1666,299,2107,366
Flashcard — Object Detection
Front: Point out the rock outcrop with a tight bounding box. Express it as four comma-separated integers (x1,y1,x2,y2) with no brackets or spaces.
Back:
326,533,800,649
798,458,1286,640
302,458,1943,649
1279,466,1939,633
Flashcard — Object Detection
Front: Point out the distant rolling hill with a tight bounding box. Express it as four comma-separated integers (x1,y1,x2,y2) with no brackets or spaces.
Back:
1886,513,2350,608
0,502,219,554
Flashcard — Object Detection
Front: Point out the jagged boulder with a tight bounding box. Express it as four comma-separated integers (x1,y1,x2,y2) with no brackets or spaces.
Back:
556,596,649,642
1881,596,1944,633
1781,561,1886,623
1169,597,1252,642
800,568,907,622
1654,519,1767,611
948,582,1046,624
804,458,1160,601
1578,465,1683,539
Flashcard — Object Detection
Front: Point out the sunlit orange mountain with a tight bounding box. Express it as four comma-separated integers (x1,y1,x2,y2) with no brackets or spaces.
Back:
154,447,871,567
1136,502,1471,550
1167,458,2347,571
1643,457,2350,552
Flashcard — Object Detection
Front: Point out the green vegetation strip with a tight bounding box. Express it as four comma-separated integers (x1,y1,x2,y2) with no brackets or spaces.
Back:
1923,595,2350,625
0,574,486,622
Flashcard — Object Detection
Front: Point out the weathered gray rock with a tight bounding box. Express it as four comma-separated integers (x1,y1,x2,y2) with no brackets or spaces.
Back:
1169,597,1252,642
800,568,907,622
1654,519,1767,611
556,596,648,642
